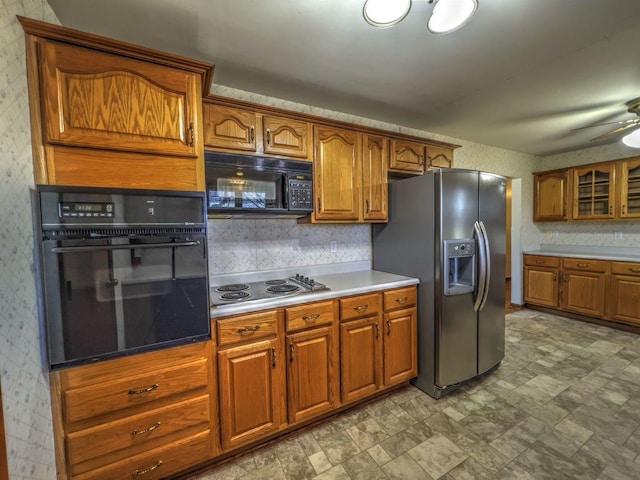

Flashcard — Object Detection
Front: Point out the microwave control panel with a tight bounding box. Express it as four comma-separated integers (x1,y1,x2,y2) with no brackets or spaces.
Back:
288,178,313,210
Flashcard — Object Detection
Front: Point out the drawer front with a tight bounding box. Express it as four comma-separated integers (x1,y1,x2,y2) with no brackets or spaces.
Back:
64,358,209,424
67,394,210,469
73,430,212,480
383,287,417,312
340,293,381,321
562,258,606,273
217,310,278,347
286,300,334,332
523,255,561,268
611,261,640,277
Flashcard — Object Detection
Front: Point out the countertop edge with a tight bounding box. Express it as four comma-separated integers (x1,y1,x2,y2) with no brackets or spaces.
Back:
210,272,419,319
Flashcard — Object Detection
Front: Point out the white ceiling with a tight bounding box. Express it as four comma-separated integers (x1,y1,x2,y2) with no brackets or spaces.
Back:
46,0,640,156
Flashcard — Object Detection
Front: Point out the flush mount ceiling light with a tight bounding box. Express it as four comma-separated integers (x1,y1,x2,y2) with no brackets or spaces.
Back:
363,0,478,33
363,0,411,28
622,128,640,148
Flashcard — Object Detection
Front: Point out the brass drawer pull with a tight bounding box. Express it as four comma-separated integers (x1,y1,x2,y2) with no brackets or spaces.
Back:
128,384,158,395
302,313,320,322
630,268,640,273
375,322,379,339
188,122,195,147
577,263,589,268
131,422,161,436
237,325,260,333
266,129,271,145
386,319,391,335
394,296,408,304
353,304,369,313
250,126,255,143
272,347,277,367
535,259,546,264
133,460,162,476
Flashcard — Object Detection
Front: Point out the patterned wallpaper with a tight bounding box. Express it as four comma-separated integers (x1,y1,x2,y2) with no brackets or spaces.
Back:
0,1,59,478
533,143,640,247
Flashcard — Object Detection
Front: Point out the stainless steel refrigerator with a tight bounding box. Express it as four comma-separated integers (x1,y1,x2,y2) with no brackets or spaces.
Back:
373,169,506,398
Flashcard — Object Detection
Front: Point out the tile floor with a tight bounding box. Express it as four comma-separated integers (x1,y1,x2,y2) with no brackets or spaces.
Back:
192,310,640,479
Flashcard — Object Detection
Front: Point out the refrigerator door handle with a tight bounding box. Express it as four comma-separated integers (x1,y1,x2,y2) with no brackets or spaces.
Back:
473,221,486,312
478,221,491,311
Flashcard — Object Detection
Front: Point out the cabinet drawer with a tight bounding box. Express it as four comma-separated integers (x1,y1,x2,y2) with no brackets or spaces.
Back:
340,293,381,321
383,287,417,311
217,310,278,347
562,258,606,273
73,429,212,480
523,255,560,268
64,358,209,424
611,261,640,277
67,395,210,469
286,300,334,332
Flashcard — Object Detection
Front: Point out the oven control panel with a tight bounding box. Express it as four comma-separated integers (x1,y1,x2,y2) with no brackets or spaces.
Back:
59,202,114,218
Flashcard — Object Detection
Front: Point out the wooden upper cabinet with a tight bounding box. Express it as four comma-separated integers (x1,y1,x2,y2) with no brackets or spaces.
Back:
572,163,616,220
312,126,361,222
20,16,213,191
389,139,425,174
262,115,310,159
533,170,570,221
618,157,640,219
203,104,257,152
362,134,388,222
425,145,453,170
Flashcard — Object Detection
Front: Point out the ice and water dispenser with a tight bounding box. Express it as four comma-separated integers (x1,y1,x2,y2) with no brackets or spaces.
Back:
443,239,476,295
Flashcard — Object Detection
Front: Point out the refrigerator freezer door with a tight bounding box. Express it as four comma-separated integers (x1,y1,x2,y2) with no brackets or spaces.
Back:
477,173,506,375
436,170,479,388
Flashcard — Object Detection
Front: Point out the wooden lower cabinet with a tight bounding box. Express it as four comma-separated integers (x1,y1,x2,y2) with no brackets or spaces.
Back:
524,255,640,328
217,337,285,450
383,308,418,385
50,341,216,480
340,317,382,403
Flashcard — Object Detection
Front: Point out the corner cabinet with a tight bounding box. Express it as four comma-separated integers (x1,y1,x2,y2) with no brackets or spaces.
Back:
20,17,213,191
533,170,570,221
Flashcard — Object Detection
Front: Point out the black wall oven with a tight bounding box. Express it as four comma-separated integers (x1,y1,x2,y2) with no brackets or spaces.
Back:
36,185,210,369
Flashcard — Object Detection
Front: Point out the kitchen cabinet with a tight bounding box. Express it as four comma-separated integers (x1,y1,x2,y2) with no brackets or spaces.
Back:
425,145,454,170
608,262,640,325
202,102,312,160
339,293,383,403
523,255,560,308
618,157,640,219
285,300,339,423
560,258,606,317
389,139,425,174
216,310,285,450
572,163,616,220
49,341,216,480
311,126,361,222
533,170,570,221
382,287,418,385
203,104,257,152
20,17,212,191
362,133,389,222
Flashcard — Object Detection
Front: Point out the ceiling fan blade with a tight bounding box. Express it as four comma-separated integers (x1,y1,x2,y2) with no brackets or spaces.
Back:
571,118,639,132
590,121,640,141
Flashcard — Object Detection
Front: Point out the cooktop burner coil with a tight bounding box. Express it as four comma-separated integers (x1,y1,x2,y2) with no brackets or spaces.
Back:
217,284,249,292
220,291,251,301
266,284,300,294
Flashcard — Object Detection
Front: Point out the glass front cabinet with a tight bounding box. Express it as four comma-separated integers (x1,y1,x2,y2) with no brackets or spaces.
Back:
619,158,640,219
572,163,616,220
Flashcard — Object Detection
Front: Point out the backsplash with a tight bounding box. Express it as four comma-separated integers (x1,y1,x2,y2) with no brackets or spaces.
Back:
207,219,370,276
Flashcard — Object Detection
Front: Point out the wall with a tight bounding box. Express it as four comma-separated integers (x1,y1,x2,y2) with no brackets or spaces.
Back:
534,143,640,247
208,85,540,284
0,3,59,478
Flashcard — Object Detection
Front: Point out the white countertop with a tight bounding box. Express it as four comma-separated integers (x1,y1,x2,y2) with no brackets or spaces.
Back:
210,269,419,318
524,244,640,262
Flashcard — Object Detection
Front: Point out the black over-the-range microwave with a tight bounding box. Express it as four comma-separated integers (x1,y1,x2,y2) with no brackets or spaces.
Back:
204,151,313,218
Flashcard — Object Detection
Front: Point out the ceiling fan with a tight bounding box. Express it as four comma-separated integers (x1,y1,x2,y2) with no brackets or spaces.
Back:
572,97,640,142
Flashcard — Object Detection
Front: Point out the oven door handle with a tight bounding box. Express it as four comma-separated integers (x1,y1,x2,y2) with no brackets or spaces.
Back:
50,241,201,253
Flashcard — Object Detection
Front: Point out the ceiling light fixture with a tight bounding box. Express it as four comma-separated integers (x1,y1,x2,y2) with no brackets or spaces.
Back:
363,0,478,34
622,128,640,148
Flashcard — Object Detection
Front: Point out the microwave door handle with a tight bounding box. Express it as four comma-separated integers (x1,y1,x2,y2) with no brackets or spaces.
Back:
50,241,200,254
283,173,289,210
